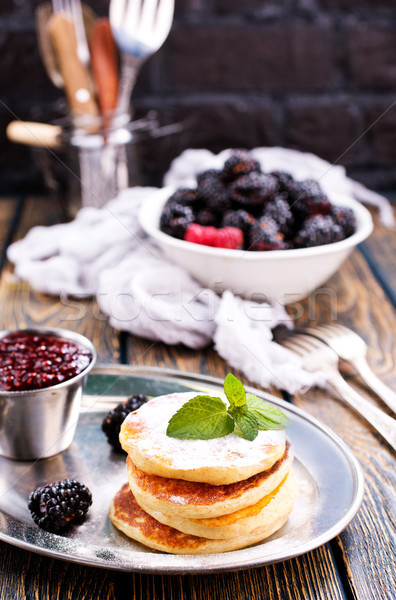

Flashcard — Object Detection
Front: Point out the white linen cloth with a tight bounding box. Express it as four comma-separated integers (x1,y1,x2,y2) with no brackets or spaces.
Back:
7,147,392,393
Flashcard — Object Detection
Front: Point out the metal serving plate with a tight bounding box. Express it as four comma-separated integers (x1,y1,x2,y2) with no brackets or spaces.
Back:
0,366,364,574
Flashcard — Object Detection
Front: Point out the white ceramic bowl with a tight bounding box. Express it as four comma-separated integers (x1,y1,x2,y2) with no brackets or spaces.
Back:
139,187,373,304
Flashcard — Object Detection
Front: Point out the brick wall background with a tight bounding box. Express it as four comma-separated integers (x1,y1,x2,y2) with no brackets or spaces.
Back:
1,0,396,192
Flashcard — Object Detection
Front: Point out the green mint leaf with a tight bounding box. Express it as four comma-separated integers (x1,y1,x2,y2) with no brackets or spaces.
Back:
245,393,290,430
224,373,246,408
166,395,234,439
229,406,258,441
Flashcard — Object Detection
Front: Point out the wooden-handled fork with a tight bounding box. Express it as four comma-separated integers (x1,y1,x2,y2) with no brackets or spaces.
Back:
48,10,99,127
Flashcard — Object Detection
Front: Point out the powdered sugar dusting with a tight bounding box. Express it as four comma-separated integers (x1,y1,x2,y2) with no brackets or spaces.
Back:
123,392,286,470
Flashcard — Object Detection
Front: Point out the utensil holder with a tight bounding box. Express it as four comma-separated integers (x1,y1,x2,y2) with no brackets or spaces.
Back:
70,124,140,210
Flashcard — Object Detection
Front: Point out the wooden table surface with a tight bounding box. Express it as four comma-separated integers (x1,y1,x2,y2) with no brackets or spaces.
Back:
0,195,395,600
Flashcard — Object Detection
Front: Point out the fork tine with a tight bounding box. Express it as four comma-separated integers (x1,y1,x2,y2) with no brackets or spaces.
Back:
281,336,319,356
139,0,158,36
291,335,326,353
126,0,143,29
156,0,175,41
110,0,129,30
280,339,306,357
319,323,351,337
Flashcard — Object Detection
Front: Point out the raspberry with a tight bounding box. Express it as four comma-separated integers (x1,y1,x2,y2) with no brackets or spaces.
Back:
28,479,92,532
214,227,244,249
184,224,218,246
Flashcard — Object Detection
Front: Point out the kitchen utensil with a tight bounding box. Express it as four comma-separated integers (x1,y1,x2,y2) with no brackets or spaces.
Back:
90,18,120,131
301,324,396,414
6,121,63,149
6,115,164,149
60,0,90,66
279,333,396,450
0,328,96,460
36,2,97,89
48,8,99,128
109,0,174,124
36,2,64,88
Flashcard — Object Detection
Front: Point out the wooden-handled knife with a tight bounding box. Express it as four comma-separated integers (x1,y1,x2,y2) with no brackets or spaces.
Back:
90,18,119,131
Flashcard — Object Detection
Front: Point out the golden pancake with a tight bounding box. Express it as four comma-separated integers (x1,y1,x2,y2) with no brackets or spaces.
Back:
134,471,296,540
120,392,286,484
109,473,297,554
127,441,294,518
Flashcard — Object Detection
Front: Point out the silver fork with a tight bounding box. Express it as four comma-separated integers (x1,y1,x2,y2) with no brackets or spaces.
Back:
279,333,396,451
110,0,174,123
302,324,396,414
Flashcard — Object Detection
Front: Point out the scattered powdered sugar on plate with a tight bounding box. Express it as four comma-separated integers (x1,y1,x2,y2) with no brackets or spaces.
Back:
124,392,286,470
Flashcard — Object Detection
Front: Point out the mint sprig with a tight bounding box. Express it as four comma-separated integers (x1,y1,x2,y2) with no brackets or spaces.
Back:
166,374,290,441
166,395,234,439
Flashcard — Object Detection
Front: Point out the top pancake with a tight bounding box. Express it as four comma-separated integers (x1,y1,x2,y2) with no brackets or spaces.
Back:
119,392,287,485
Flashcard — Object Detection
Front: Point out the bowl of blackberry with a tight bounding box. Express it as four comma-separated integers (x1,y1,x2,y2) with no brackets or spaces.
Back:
139,150,373,303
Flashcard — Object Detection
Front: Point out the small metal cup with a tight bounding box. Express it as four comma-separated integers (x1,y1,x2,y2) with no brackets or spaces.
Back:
0,328,97,461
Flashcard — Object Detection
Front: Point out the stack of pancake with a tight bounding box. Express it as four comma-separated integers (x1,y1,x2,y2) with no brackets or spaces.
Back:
109,392,297,554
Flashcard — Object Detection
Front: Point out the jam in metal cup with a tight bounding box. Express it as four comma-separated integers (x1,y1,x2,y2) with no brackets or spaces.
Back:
0,328,96,461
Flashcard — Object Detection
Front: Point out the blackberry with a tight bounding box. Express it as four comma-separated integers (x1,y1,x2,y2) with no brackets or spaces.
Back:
222,209,256,248
196,169,224,187
195,208,219,227
289,179,332,219
331,205,356,238
28,479,92,532
270,170,295,193
160,203,194,239
263,195,295,238
249,217,285,251
230,172,278,211
165,188,201,209
197,171,231,212
101,394,148,452
221,150,261,181
295,215,344,248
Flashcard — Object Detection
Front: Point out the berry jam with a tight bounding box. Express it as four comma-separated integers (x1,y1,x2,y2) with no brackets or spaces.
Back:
0,332,92,392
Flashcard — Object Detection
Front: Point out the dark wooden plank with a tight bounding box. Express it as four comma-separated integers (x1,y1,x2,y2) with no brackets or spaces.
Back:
291,248,396,600
0,196,120,363
0,547,122,600
359,204,396,306
0,543,346,600
0,197,20,271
